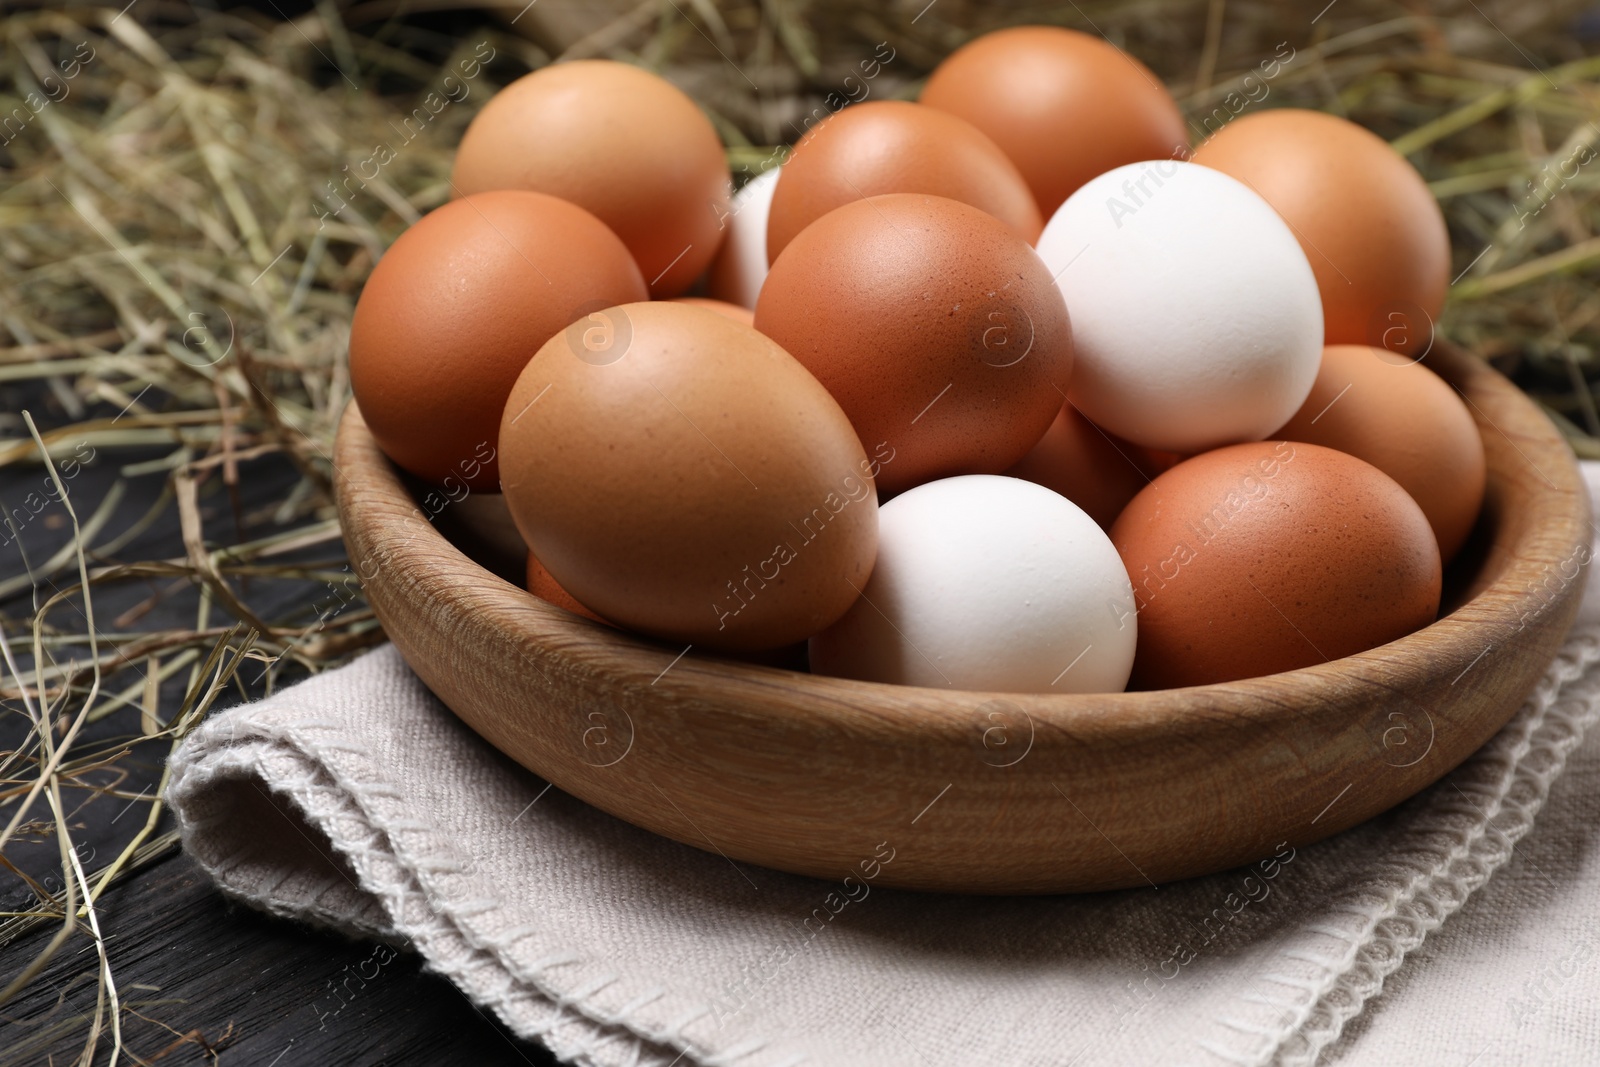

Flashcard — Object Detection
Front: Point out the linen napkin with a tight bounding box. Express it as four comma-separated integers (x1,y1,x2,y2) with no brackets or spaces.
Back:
166,471,1600,1067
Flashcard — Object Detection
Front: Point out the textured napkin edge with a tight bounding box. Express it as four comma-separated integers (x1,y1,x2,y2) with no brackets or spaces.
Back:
165,669,778,1067
1216,625,1600,1067
167,625,1600,1067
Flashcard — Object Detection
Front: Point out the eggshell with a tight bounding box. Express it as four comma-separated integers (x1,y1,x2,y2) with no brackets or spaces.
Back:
1139,446,1185,475
498,302,878,651
526,552,608,623
1003,402,1155,529
671,296,754,326
765,101,1042,263
349,190,647,489
706,166,780,309
451,60,730,298
1036,160,1322,454
920,26,1189,216
527,551,810,663
1272,345,1486,563
756,194,1072,497
525,556,809,666
1111,441,1442,689
810,475,1137,693
1191,109,1450,355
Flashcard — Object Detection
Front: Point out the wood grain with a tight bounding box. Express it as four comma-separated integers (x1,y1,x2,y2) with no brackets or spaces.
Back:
0,848,544,1067
0,447,537,1065
335,342,1591,893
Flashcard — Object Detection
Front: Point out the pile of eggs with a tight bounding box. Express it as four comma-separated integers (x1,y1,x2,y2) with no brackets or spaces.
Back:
348,26,1485,694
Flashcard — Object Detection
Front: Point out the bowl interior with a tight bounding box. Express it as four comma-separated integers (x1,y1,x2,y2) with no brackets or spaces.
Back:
337,340,1591,892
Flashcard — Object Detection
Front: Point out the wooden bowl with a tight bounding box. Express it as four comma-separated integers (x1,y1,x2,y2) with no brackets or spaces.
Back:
334,342,1590,893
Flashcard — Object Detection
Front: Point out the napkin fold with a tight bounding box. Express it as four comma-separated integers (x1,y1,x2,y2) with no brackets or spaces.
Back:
167,468,1600,1067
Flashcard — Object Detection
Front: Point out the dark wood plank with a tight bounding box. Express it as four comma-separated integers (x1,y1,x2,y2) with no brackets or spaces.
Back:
1,847,553,1066
2,393,550,1064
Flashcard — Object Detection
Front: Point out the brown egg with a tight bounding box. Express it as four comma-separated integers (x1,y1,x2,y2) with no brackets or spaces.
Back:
765,101,1042,263
755,194,1073,497
451,61,730,298
526,551,810,665
1111,441,1441,689
1138,446,1185,475
498,302,877,651
526,552,608,623
671,296,754,326
349,191,647,489
1191,110,1450,356
1003,402,1154,529
1272,345,1485,563
920,26,1189,217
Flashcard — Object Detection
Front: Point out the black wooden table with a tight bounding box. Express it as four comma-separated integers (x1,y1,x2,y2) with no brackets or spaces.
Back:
0,420,556,1066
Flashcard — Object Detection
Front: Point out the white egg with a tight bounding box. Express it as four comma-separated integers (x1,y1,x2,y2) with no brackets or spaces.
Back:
809,475,1137,693
706,165,781,309
1035,160,1323,454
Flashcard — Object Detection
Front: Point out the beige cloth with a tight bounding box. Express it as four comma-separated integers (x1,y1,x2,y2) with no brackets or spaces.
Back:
165,470,1600,1067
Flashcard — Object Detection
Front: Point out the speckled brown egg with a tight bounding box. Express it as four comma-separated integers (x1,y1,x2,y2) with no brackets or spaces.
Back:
1273,345,1486,563
498,302,877,651
920,26,1189,217
755,193,1073,498
765,101,1042,263
349,190,647,489
451,60,730,298
1191,110,1450,356
1003,402,1156,530
671,296,754,326
1111,441,1441,689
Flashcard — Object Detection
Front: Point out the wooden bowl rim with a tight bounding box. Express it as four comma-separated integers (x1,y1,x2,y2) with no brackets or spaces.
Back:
336,339,1592,893
336,341,1589,739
